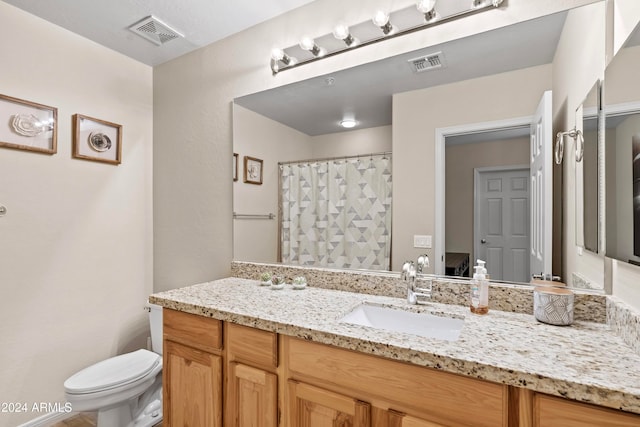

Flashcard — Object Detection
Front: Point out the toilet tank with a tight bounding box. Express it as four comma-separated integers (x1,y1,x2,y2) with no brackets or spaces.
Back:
148,302,163,355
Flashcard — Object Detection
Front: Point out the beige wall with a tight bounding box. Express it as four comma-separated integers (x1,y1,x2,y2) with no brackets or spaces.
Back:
445,138,529,265
553,1,607,289
154,0,598,291
0,3,153,426
311,125,392,159
233,105,312,263
613,0,640,53
393,64,552,272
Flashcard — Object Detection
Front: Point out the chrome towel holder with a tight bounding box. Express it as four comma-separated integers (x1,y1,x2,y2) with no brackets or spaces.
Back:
554,128,584,164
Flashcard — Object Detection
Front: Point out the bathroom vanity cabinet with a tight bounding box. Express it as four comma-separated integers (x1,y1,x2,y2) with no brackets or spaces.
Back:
226,322,278,427
533,394,640,426
161,308,500,426
162,307,640,427
162,309,223,427
161,307,640,427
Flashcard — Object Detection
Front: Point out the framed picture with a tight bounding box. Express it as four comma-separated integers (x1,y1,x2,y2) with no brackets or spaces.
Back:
0,93,57,154
73,114,122,165
233,153,239,181
244,156,263,185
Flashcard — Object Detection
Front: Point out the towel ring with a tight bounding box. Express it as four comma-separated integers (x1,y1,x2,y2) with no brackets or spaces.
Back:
554,128,584,164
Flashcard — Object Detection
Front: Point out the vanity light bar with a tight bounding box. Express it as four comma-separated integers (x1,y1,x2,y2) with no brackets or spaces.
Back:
270,0,504,75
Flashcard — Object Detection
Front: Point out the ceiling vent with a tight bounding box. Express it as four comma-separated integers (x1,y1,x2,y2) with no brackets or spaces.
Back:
129,16,183,46
408,52,446,73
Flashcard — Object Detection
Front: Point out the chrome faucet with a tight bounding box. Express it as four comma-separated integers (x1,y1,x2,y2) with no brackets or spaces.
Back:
402,254,432,304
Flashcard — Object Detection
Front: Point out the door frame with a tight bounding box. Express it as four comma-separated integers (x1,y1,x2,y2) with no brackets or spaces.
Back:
473,165,530,281
434,116,533,275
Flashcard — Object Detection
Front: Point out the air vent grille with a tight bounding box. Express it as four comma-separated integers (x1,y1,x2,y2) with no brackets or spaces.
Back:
129,16,183,46
408,52,446,73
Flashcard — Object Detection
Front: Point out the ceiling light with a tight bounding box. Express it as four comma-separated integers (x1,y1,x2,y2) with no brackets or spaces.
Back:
416,0,437,21
472,0,485,8
340,119,357,129
372,11,394,35
269,1,505,75
271,48,292,65
270,47,295,73
333,24,357,47
299,37,323,57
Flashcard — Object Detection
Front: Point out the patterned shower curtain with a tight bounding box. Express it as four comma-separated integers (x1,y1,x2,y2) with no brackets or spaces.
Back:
280,155,392,270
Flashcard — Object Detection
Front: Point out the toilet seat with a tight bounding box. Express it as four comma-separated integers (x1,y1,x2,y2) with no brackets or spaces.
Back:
65,349,161,395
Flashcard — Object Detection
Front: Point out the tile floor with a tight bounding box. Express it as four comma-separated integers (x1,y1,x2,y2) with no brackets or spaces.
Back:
51,412,162,426
51,413,96,427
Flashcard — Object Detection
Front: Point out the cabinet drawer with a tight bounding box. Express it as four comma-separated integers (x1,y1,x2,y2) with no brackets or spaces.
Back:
535,394,640,427
227,323,278,368
286,337,506,427
163,308,222,353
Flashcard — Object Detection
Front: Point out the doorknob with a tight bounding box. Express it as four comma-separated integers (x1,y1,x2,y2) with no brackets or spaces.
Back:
481,239,487,244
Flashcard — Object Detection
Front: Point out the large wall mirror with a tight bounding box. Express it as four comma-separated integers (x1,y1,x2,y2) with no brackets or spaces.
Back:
233,3,604,287
604,20,640,266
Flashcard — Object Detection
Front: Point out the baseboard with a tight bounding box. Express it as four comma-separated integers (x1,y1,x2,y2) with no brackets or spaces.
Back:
16,411,70,427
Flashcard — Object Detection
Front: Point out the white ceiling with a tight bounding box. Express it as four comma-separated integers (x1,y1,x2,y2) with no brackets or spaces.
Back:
2,0,317,66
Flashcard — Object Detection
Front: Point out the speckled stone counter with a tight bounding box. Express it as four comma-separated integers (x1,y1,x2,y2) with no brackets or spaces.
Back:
150,277,640,415
231,261,608,323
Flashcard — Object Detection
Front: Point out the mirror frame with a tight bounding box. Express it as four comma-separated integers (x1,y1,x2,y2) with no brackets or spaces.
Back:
577,79,604,255
601,15,640,269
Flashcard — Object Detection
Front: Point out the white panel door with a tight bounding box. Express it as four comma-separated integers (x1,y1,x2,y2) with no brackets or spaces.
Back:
530,91,553,278
475,168,530,282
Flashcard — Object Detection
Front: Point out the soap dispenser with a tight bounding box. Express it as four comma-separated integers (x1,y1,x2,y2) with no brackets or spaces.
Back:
470,259,489,315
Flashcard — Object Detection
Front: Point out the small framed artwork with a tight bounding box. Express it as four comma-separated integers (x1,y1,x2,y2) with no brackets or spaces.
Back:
0,93,57,154
233,153,239,181
73,114,122,165
244,156,263,185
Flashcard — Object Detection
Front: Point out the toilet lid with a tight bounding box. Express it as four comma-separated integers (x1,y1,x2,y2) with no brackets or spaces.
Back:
64,349,160,394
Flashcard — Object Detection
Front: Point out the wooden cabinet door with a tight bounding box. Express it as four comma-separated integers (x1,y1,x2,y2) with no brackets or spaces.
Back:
387,410,446,427
229,362,277,427
164,340,222,427
535,394,640,427
288,380,370,427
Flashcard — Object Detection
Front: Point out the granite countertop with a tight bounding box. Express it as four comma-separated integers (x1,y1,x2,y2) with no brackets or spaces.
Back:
150,277,640,414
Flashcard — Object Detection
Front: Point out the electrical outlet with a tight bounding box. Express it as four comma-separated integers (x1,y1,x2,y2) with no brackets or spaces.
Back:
413,235,432,248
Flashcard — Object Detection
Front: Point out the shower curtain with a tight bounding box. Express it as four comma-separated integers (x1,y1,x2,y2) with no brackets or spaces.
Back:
280,155,392,270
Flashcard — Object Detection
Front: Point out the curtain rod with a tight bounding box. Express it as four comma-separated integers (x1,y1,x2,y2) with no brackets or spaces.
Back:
278,151,392,167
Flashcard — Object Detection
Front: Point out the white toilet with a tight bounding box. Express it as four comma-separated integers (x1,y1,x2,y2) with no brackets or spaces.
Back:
64,303,163,427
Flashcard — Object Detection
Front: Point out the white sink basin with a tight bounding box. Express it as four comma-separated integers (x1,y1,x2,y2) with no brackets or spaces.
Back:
339,303,464,342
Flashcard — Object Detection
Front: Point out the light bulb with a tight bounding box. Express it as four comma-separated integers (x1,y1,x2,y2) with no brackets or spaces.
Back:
340,119,357,129
271,48,285,61
299,37,323,57
332,23,356,47
299,37,316,51
372,10,390,27
416,0,436,13
372,10,393,35
417,0,437,21
332,24,350,40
